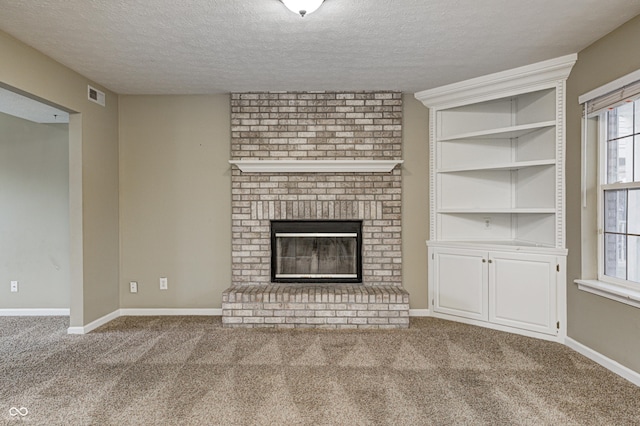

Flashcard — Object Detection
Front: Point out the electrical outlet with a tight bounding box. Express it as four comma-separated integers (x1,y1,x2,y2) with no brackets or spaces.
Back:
159,277,168,290
129,281,138,293
483,217,491,230
10,281,18,293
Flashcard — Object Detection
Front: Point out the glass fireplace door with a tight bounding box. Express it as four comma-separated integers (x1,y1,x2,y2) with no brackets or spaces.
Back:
271,221,362,283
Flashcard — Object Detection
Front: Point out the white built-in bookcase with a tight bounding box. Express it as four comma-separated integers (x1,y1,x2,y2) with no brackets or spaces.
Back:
416,54,577,341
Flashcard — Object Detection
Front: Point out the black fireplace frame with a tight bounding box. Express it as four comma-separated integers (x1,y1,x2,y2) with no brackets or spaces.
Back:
270,220,363,284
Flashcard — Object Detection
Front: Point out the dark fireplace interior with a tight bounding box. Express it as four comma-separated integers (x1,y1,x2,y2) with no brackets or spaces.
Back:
271,220,363,283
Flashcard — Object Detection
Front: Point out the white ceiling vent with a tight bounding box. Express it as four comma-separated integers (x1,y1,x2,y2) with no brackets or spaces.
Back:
87,85,105,107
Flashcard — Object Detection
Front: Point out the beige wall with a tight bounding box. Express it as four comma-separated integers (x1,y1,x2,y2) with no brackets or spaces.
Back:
118,95,231,309
566,14,640,373
0,30,119,326
118,94,427,310
401,95,430,308
0,113,69,309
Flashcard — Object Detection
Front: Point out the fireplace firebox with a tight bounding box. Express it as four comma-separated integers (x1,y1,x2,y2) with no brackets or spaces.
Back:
270,220,363,284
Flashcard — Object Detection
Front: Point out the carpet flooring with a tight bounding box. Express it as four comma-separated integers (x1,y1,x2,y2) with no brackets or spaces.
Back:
1,316,639,425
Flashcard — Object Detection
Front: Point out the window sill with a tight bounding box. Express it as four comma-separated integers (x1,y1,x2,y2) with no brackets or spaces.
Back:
575,279,640,309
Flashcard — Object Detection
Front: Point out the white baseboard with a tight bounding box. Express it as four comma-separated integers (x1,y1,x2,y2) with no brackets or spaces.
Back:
67,308,223,334
67,309,120,335
0,308,70,316
430,311,562,343
565,337,640,387
409,309,431,317
119,308,222,316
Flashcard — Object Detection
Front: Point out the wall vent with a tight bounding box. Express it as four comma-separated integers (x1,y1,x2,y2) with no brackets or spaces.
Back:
87,85,105,107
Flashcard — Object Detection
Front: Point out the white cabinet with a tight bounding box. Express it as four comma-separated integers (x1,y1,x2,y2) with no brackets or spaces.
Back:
417,55,576,341
431,247,560,336
489,251,557,335
432,247,488,321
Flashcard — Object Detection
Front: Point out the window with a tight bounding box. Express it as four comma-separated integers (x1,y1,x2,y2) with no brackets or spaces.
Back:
600,100,640,286
576,70,640,307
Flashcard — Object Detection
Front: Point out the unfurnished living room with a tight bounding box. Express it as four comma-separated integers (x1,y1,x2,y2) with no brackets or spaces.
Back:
1,1,640,424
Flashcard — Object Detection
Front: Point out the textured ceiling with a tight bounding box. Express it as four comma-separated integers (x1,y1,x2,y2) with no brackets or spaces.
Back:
0,0,639,94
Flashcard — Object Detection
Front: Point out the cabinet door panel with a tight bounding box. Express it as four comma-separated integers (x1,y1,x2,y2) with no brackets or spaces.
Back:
433,248,488,321
489,252,556,334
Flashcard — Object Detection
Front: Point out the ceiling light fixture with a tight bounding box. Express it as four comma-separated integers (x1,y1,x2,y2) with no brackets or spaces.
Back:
281,0,325,17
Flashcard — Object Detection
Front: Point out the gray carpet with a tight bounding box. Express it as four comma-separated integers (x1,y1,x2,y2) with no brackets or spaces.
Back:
1,316,639,425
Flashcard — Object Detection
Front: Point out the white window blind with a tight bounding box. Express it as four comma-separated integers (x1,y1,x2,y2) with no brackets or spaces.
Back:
584,81,640,116
580,68,640,117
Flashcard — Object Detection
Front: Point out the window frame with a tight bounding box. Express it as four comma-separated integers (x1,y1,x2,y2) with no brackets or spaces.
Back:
596,107,640,290
576,70,640,309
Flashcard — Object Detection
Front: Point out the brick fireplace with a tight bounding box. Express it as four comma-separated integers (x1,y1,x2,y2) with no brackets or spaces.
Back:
222,92,410,328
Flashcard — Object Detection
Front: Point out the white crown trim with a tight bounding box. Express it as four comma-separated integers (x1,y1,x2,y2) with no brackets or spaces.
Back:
415,54,577,109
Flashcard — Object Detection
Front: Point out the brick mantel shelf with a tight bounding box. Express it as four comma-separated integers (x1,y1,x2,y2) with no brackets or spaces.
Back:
229,159,404,173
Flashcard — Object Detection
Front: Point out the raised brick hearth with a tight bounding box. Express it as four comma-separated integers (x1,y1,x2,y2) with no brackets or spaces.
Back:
223,91,409,328
222,284,409,329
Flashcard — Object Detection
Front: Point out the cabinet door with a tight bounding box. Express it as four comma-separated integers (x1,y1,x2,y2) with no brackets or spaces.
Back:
432,248,488,321
488,252,557,335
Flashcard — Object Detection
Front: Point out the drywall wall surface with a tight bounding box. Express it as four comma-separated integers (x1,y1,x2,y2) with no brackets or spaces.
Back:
120,94,427,309
402,94,430,309
0,30,120,326
118,95,231,308
0,112,69,309
566,14,640,373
